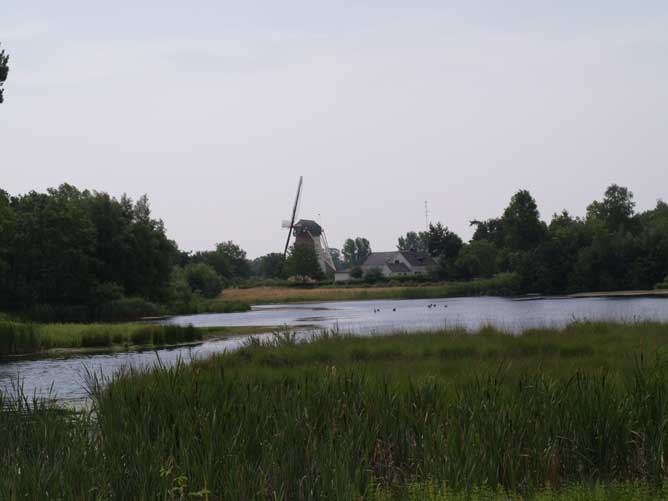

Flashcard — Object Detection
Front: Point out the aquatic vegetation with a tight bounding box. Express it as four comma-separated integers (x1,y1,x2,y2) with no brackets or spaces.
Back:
0,321,203,355
0,321,39,355
4,322,668,497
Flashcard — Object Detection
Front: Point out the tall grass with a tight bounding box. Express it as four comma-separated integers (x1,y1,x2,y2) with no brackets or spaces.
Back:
4,322,668,498
84,352,668,498
0,321,39,355
0,321,201,355
217,273,520,305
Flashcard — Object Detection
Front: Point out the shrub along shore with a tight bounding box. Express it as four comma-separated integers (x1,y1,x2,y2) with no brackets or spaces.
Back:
3,321,668,498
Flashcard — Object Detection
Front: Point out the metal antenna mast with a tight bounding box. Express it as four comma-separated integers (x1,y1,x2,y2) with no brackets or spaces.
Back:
283,176,303,259
424,200,430,230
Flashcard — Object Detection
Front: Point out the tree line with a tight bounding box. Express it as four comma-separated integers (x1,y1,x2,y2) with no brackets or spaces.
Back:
394,185,668,293
1,183,666,320
0,185,258,320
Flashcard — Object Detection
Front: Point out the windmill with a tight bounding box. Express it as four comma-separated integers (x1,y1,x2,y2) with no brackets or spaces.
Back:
281,177,336,274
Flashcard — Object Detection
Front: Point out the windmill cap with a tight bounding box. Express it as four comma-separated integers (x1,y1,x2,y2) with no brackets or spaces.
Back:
293,219,323,236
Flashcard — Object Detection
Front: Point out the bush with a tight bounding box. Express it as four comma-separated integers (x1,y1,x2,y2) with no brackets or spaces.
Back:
185,263,223,299
655,282,668,290
363,267,385,283
92,282,125,304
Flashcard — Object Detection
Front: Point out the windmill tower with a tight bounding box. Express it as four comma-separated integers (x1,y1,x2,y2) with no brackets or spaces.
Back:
281,177,336,275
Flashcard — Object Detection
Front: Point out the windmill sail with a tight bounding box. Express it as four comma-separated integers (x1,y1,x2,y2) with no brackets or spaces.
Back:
283,176,303,258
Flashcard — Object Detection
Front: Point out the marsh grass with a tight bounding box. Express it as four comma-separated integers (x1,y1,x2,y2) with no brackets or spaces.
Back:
0,321,40,355
216,273,520,305
0,321,202,355
4,322,668,498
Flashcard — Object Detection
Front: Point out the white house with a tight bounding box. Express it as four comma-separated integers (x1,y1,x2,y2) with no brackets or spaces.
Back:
361,251,436,276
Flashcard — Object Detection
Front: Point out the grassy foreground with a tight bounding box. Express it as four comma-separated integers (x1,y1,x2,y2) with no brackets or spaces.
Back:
4,322,668,498
0,321,276,356
218,273,519,306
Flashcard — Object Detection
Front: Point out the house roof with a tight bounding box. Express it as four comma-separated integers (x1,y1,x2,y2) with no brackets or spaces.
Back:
361,251,436,269
400,251,437,267
361,252,397,268
386,262,411,273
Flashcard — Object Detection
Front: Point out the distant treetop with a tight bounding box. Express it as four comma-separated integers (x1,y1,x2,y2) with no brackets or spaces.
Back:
0,43,9,103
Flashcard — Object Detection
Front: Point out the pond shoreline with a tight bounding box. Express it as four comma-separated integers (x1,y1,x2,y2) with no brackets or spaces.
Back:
0,325,300,360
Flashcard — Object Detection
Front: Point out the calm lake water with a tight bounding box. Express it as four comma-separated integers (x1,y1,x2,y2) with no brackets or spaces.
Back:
2,296,667,405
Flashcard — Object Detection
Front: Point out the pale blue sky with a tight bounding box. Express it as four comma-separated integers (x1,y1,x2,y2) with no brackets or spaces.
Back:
2,2,667,257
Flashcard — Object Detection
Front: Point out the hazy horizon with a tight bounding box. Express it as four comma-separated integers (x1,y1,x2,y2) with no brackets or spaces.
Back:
2,1,667,258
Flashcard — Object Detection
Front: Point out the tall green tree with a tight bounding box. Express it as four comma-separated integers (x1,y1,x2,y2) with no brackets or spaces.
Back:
454,240,498,279
252,252,285,278
285,243,324,282
397,231,428,253
0,185,178,318
193,241,250,281
470,218,505,247
342,237,371,266
586,184,636,232
421,223,463,279
424,223,462,260
0,44,8,104
501,190,546,252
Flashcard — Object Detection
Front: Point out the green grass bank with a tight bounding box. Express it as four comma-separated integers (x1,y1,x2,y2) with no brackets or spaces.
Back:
4,322,668,498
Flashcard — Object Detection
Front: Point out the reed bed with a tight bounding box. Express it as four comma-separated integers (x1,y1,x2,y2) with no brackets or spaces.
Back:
216,274,518,305
3,322,668,498
0,321,201,355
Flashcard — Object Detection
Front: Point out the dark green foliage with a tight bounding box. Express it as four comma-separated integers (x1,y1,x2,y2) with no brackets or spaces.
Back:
184,262,223,298
465,186,668,294
97,297,163,322
350,266,363,279
397,231,429,253
191,240,251,281
398,224,463,279
454,240,497,279
425,222,463,260
0,185,177,320
587,184,636,232
251,252,285,278
285,243,325,281
363,267,384,283
343,237,371,266
501,189,547,251
0,43,8,103
470,217,505,246
425,223,464,278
